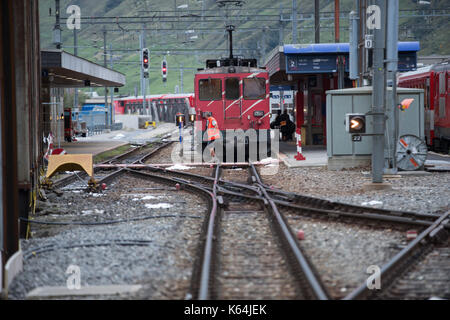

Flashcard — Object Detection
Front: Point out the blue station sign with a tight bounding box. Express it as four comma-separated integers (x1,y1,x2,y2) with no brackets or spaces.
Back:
286,54,341,74
283,42,419,74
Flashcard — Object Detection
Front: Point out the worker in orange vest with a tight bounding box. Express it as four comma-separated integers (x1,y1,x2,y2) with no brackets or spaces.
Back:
206,113,220,158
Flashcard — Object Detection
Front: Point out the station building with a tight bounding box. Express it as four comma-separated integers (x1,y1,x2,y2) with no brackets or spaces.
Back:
264,42,420,146
0,0,125,296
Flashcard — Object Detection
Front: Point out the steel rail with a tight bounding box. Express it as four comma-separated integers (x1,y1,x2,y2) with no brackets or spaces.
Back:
197,164,221,300
274,200,438,228
249,164,329,300
50,140,173,190
85,141,174,189
121,167,219,300
154,166,437,226
50,142,144,189
344,211,450,300
260,176,441,222
138,166,441,228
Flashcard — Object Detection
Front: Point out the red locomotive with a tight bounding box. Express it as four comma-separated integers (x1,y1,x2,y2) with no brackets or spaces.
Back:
193,25,271,161
398,61,450,153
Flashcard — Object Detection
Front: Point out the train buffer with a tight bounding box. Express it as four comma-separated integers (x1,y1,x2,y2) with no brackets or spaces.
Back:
44,154,98,190
144,121,156,129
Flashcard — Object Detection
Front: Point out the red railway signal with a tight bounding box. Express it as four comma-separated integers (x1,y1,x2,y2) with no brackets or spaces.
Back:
162,60,167,82
142,48,149,78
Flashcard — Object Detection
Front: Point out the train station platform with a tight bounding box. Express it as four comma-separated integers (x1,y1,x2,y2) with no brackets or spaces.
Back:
277,141,328,168
59,122,179,156
276,141,450,170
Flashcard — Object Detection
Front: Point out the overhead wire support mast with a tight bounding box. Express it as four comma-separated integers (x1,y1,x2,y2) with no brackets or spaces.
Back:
371,0,387,184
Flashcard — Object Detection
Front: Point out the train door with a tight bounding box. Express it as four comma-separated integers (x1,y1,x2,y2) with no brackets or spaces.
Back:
224,77,241,120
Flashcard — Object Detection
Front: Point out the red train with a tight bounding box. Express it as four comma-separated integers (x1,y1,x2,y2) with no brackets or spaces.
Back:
113,93,194,122
193,25,271,161
398,61,450,153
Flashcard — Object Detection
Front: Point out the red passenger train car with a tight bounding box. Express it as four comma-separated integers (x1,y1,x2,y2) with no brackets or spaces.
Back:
193,26,271,161
398,61,450,153
113,93,194,122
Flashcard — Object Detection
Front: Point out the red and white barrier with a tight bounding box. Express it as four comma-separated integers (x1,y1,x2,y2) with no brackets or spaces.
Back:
44,132,66,161
294,128,306,161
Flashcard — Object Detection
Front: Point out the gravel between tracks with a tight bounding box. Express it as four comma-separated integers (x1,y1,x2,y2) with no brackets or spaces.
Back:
285,215,406,299
261,163,450,215
8,174,207,300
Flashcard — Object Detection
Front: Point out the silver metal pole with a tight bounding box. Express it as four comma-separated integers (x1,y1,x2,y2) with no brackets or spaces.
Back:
279,4,284,45
110,44,114,126
315,0,320,43
371,0,387,183
141,26,147,116
139,32,143,106
103,27,108,127
74,28,78,112
180,63,184,94
387,0,399,171
292,0,297,43
349,11,359,80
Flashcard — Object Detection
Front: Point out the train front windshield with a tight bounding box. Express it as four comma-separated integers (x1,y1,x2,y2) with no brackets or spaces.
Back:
243,78,266,100
199,79,222,101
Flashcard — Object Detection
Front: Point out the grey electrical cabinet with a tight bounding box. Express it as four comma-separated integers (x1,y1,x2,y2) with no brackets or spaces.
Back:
326,86,424,170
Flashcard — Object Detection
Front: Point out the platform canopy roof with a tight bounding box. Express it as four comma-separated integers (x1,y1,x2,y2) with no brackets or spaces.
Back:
264,41,420,82
41,49,126,88
283,42,420,55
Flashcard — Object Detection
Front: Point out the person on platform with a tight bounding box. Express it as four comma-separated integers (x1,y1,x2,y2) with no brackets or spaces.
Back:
206,113,220,159
270,110,281,129
279,109,295,141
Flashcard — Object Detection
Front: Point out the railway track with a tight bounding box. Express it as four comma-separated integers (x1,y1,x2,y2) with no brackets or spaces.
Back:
38,149,449,300
344,211,449,300
48,140,173,190
188,164,329,300
137,164,448,300
381,240,450,299
210,167,304,299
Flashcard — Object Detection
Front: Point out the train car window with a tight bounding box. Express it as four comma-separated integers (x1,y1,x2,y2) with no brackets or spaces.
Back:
225,78,240,100
199,78,222,101
243,78,266,100
439,72,446,95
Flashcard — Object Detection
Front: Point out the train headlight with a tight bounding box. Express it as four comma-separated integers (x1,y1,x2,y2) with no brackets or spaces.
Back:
253,110,264,117
189,114,196,123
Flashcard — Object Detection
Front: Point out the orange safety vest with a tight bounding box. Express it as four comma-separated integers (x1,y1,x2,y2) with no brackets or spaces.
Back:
206,116,220,141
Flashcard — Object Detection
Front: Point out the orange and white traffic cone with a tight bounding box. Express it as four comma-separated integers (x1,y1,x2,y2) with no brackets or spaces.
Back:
294,128,306,161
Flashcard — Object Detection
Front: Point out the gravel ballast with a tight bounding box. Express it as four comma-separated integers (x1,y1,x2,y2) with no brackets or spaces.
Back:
261,164,450,215
8,174,207,300
8,155,449,299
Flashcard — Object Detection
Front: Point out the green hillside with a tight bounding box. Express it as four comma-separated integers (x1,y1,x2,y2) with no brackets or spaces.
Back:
39,0,450,96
